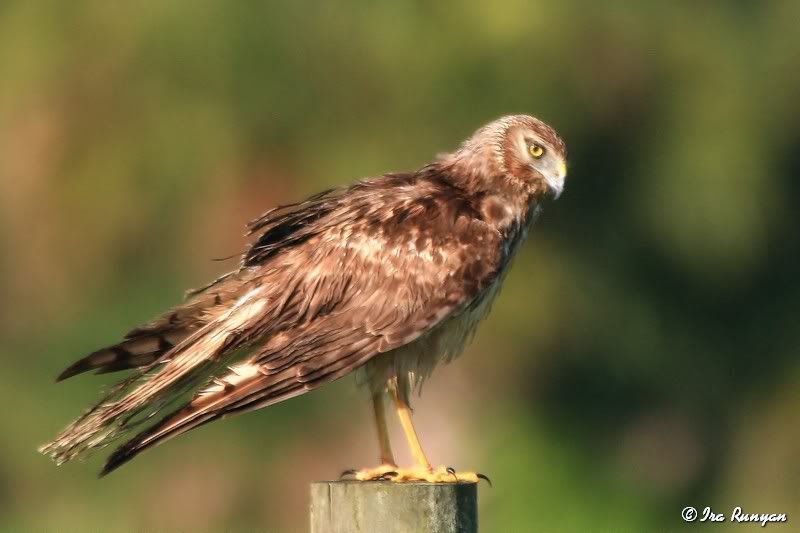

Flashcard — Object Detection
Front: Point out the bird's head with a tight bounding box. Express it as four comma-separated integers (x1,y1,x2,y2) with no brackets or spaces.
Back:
444,115,568,199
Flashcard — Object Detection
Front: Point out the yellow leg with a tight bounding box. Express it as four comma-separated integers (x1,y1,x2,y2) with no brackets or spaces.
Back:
372,391,396,466
346,380,488,484
385,382,486,484
347,391,398,481
391,387,431,470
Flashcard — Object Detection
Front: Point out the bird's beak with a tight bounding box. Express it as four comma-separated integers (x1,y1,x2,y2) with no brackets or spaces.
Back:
546,159,568,199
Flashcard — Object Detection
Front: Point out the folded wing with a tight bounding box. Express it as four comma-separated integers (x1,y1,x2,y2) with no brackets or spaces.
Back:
42,174,504,475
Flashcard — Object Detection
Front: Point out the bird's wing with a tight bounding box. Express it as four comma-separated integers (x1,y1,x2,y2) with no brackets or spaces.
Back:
100,175,505,475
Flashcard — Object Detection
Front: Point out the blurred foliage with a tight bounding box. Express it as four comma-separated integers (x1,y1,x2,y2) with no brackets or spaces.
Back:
1,1,799,531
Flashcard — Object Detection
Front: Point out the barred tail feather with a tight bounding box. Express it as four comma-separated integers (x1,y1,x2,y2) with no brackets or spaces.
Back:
55,330,189,381
39,333,220,465
39,288,266,465
54,278,240,382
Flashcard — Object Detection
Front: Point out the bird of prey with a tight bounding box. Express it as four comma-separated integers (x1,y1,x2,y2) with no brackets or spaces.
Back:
40,114,567,482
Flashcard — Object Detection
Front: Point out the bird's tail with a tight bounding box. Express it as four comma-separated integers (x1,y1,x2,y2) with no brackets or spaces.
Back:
99,362,302,476
39,283,264,465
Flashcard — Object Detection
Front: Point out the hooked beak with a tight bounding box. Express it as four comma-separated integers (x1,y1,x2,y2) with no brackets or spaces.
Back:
545,159,568,199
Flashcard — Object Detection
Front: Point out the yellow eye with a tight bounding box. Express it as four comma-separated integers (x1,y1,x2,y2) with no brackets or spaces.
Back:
529,143,545,158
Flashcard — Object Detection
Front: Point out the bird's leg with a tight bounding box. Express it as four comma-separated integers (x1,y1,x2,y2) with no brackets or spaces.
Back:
343,380,486,483
385,383,483,483
373,390,397,467
346,391,399,481
392,386,431,471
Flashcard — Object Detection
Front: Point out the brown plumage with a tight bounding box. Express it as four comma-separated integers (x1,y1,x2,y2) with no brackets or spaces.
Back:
39,115,568,478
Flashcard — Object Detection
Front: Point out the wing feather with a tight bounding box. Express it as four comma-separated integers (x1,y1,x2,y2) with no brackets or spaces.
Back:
45,172,509,475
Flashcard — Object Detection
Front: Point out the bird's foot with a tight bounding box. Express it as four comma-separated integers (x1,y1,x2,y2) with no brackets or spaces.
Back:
341,463,399,481
342,464,491,484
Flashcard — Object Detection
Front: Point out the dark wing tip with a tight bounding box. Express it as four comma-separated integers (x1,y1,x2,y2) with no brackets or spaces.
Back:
99,442,140,478
56,360,92,382
55,346,120,382
97,402,199,478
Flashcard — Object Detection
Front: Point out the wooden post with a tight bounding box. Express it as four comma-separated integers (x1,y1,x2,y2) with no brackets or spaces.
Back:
310,481,478,533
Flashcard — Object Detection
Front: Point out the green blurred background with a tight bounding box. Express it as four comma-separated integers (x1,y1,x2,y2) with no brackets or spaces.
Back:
2,1,799,531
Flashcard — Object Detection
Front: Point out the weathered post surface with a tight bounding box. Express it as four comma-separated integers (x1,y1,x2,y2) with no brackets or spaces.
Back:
310,480,477,533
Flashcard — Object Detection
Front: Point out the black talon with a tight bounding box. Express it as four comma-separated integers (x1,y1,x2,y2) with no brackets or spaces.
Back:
476,473,492,487
377,471,398,481
339,469,356,479
446,466,458,482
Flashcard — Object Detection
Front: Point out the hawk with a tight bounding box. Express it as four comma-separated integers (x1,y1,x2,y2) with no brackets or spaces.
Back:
40,115,567,482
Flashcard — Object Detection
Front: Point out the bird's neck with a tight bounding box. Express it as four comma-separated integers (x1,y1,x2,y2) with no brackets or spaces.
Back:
476,190,538,236
428,158,541,235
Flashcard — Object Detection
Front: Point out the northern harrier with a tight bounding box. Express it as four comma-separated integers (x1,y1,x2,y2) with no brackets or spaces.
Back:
40,115,568,482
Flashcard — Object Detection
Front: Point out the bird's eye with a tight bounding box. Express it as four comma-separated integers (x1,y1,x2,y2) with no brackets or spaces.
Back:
528,143,545,159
